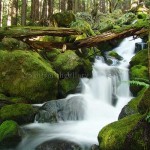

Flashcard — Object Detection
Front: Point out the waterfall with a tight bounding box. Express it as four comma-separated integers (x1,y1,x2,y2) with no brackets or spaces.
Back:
16,37,142,150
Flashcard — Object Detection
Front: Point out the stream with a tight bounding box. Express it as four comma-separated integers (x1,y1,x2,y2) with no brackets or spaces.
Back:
15,37,142,150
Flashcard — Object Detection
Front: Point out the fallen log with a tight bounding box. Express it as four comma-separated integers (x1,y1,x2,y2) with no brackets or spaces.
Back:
74,28,149,48
24,28,149,51
25,40,76,51
0,26,82,40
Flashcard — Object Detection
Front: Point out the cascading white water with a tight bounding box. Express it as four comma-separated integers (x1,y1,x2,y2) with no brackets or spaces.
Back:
16,37,142,150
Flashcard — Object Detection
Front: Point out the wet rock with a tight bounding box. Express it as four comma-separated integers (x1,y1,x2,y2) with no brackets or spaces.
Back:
90,144,99,150
36,139,82,150
36,96,85,123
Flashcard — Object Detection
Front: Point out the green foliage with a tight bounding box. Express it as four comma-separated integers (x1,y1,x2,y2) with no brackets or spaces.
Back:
130,65,148,80
129,80,149,88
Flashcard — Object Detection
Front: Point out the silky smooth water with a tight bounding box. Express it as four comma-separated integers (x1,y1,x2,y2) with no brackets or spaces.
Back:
16,37,142,150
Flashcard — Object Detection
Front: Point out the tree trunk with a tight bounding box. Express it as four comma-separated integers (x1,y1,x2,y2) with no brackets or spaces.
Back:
67,0,73,11
0,0,2,27
31,0,40,22
61,0,66,12
21,0,27,26
48,0,53,19
41,0,48,19
148,31,150,80
11,0,18,25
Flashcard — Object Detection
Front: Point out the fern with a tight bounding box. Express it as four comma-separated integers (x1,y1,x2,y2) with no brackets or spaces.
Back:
123,80,150,88
129,80,150,88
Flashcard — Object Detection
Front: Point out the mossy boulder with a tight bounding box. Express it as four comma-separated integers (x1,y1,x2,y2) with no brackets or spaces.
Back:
46,48,61,61
0,104,37,124
138,87,150,114
98,113,143,150
129,49,148,95
1,38,29,50
107,51,123,61
0,120,22,148
123,117,150,150
51,12,76,27
130,49,148,68
70,19,95,37
119,88,147,119
52,50,92,98
52,50,92,77
0,50,59,103
58,78,80,98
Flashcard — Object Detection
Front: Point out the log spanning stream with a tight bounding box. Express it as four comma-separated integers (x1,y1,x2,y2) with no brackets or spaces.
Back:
15,37,141,150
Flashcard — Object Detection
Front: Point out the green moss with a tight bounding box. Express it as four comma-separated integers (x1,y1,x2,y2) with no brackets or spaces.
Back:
51,12,76,27
0,120,21,148
0,50,59,103
108,51,123,60
52,50,92,78
58,78,80,98
98,113,143,150
0,120,20,142
138,87,150,114
130,49,148,67
70,19,95,36
46,48,61,61
126,88,147,115
0,104,36,124
39,36,66,43
130,65,148,80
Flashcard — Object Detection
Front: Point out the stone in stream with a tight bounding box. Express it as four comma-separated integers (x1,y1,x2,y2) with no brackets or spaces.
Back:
36,139,82,150
35,95,85,123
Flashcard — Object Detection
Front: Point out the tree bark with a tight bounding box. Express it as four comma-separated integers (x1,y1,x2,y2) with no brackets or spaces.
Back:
0,0,2,27
48,0,53,19
21,0,27,26
61,0,66,12
67,0,73,11
31,0,40,22
41,0,48,19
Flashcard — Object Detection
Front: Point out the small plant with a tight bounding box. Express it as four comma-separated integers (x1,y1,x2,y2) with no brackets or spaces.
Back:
129,80,150,88
145,112,150,123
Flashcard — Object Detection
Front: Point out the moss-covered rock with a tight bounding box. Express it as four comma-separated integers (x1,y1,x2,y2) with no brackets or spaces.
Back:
1,38,29,50
107,51,123,61
0,120,22,148
98,113,143,150
124,117,150,150
130,65,148,80
130,49,148,68
0,50,59,103
119,88,147,119
58,78,80,98
52,50,92,77
0,104,37,124
46,48,61,61
70,19,95,41
138,87,150,114
51,12,76,27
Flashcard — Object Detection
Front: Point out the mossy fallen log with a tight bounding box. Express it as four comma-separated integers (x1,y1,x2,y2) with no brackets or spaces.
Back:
25,28,148,51
74,28,148,48
0,26,82,40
